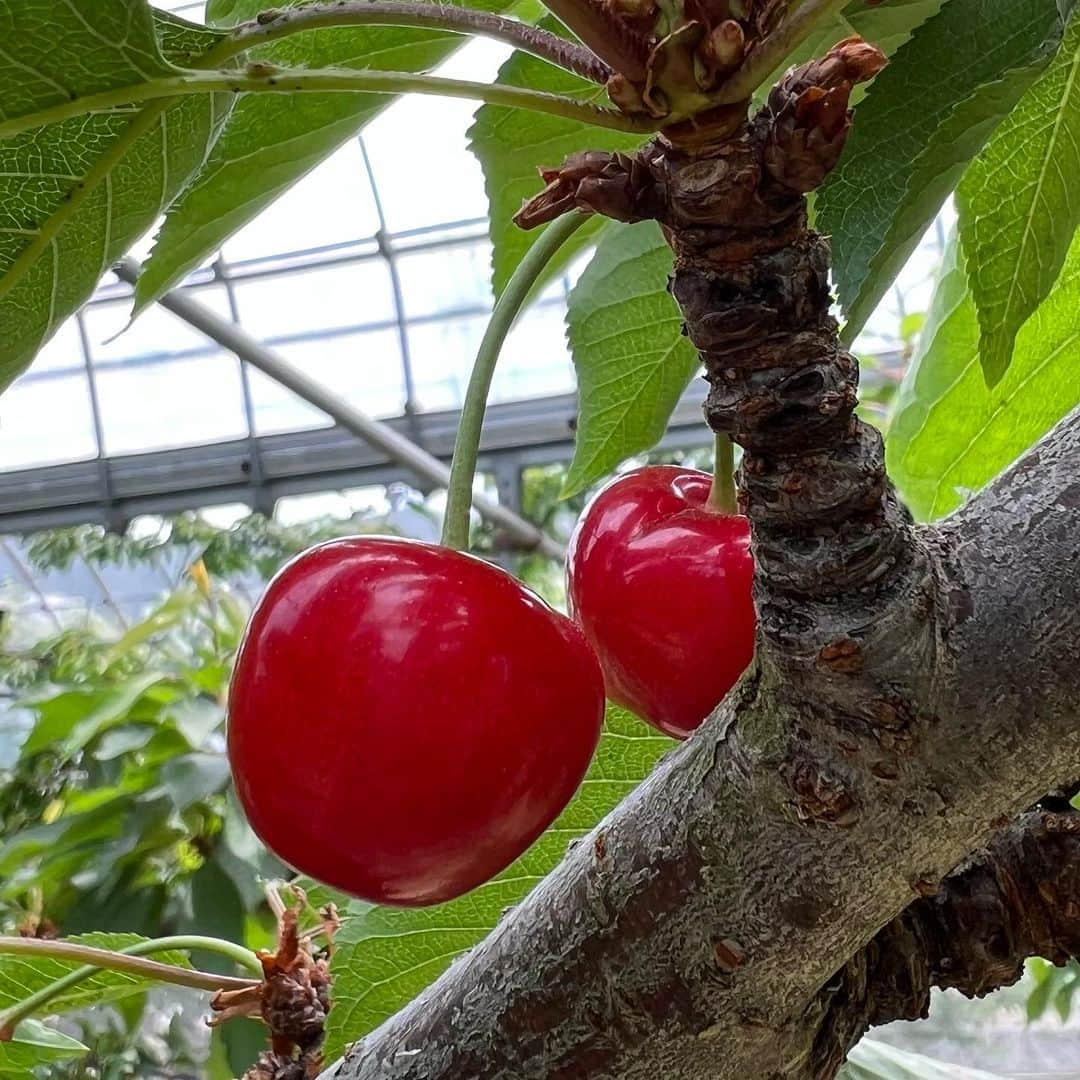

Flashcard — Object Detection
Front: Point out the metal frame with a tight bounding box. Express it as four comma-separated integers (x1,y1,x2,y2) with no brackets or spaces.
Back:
0,385,714,534
1,95,916,541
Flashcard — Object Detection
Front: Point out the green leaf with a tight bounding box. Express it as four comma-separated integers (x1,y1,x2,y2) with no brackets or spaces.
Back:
760,0,950,98
21,672,167,760
104,588,202,663
844,58,1057,342
322,703,674,1062
216,791,286,909
468,19,642,297
1053,972,1078,1022
155,9,230,63
136,0,521,312
0,1020,87,1072
886,230,1080,520
181,858,247,974
167,698,226,749
817,0,1066,340
842,0,952,58
561,221,700,499
956,14,1080,384
0,933,191,1015
0,0,231,392
160,752,231,810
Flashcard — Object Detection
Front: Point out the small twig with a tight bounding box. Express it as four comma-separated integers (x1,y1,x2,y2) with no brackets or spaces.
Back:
0,68,654,143
539,0,651,83
0,935,261,1039
712,0,851,104
209,2,612,84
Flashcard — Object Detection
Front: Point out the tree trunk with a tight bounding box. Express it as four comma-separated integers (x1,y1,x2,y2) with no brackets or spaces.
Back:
326,40,1080,1080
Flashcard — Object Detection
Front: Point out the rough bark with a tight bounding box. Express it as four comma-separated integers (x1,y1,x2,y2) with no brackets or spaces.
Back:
810,809,1080,1075
326,406,1080,1079
326,40,1080,1080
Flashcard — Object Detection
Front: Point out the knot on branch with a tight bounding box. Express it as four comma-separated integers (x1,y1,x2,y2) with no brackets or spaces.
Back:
811,810,1080,1077
671,233,834,353
513,150,662,230
213,893,338,1079
760,36,887,193
782,751,859,826
738,423,886,528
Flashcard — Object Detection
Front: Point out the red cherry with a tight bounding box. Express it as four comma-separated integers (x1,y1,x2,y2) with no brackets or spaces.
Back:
567,466,755,740
228,537,604,907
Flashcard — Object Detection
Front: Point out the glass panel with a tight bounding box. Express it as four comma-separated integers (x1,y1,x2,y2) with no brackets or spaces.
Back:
361,41,507,231
275,491,355,524
395,241,492,320
249,328,405,434
231,260,396,340
82,284,233,361
95,351,249,454
223,141,381,262
407,302,574,414
496,303,575,402
407,315,486,412
26,318,84,375
0,370,98,468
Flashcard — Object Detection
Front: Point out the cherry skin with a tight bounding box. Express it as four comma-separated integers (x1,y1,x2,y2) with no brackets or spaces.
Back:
567,465,755,740
228,537,604,907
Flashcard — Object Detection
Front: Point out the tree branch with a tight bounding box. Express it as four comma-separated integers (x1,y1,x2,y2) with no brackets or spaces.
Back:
811,809,1080,1075
325,406,1080,1080
209,2,612,85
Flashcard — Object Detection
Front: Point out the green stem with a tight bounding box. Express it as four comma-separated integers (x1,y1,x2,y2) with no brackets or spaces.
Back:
711,0,851,104
0,69,653,144
0,935,262,1040
706,432,738,514
206,2,611,84
441,213,589,551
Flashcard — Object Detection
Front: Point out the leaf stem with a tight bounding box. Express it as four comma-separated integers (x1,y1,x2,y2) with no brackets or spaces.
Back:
0,935,262,1040
0,69,653,144
712,0,851,104
706,432,738,514
441,213,589,551
208,2,612,85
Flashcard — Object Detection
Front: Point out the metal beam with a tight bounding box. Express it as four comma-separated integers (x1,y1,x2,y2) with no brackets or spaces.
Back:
0,387,714,534
113,259,567,560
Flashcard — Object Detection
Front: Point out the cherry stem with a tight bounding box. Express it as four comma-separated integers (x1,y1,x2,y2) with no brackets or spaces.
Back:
706,432,738,515
0,935,263,1040
441,213,590,552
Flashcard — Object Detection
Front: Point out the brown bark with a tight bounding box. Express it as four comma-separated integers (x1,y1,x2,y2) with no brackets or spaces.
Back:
811,810,1080,1075
325,396,1080,1080
325,39,1080,1080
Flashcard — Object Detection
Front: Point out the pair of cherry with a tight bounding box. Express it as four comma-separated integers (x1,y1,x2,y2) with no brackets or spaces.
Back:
229,466,755,906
